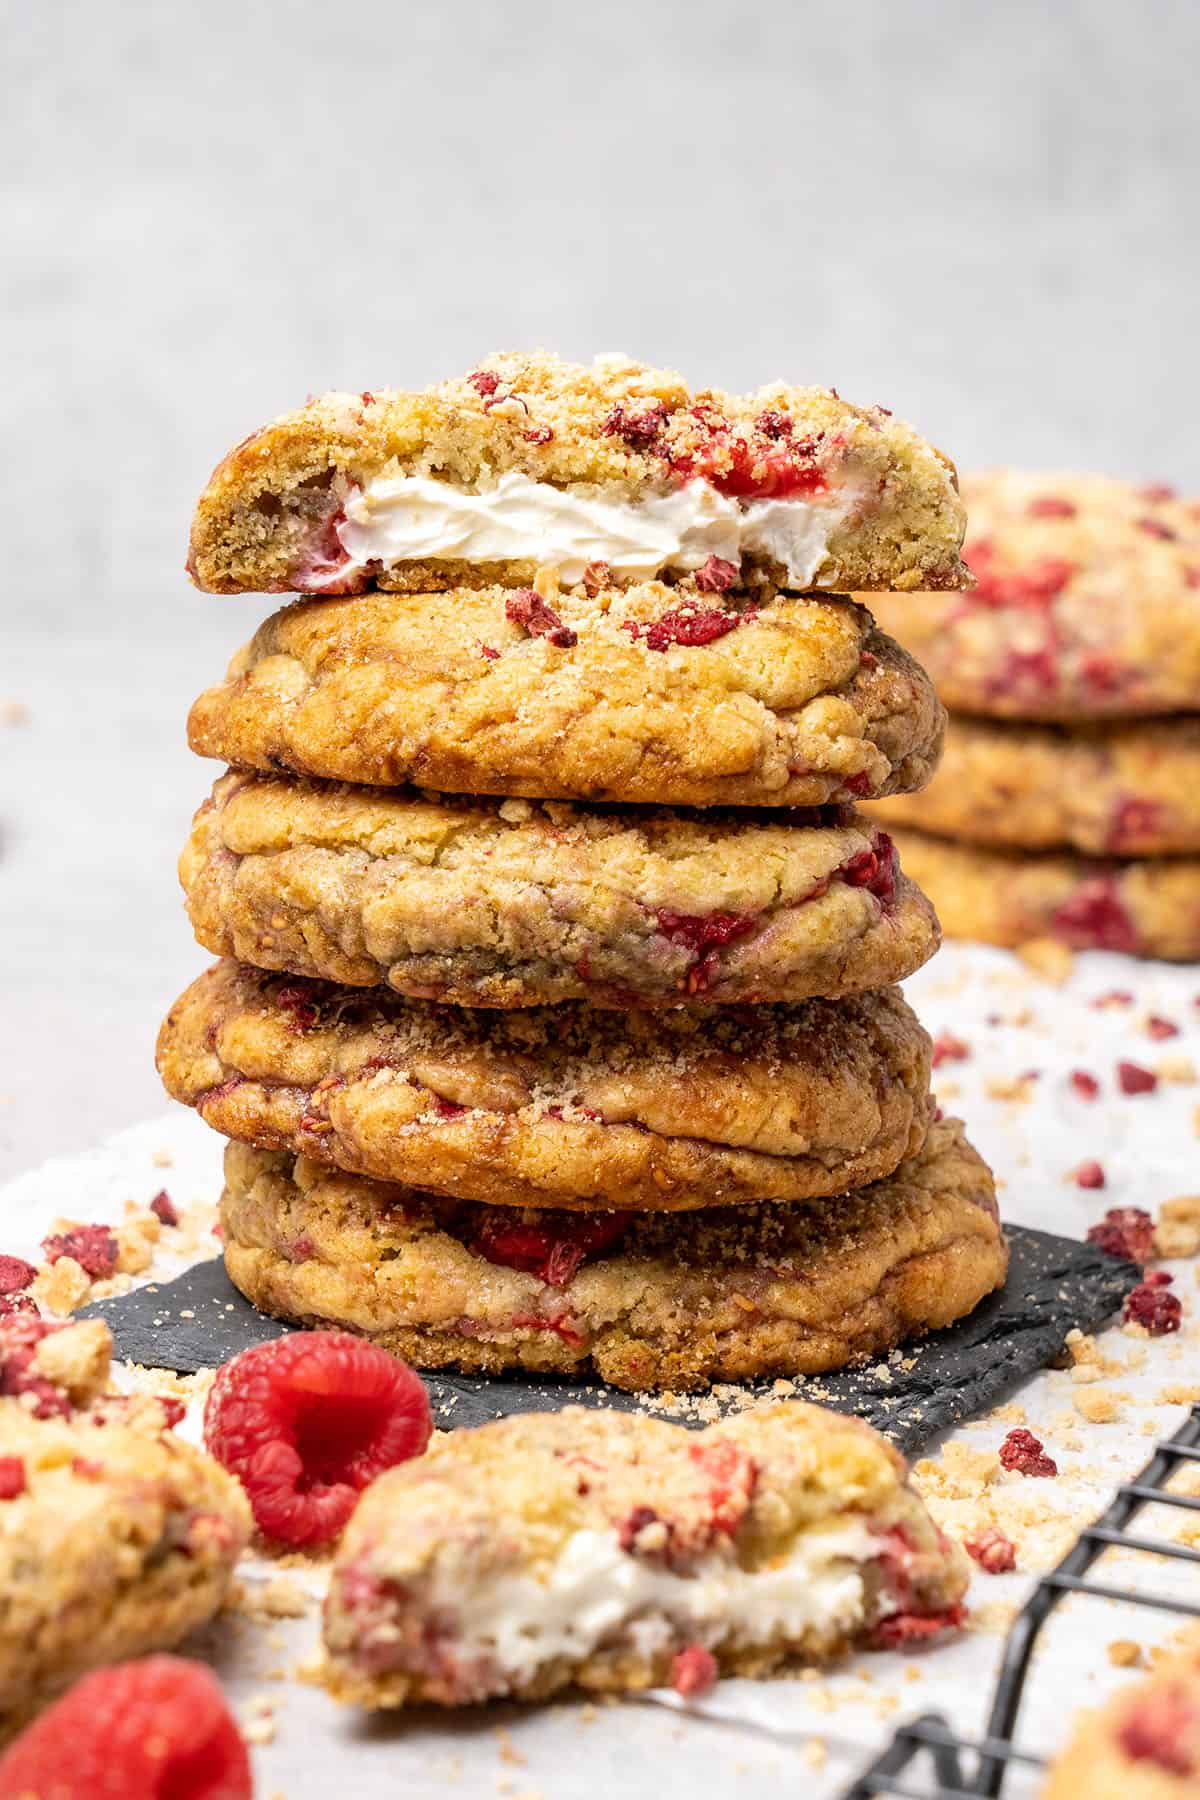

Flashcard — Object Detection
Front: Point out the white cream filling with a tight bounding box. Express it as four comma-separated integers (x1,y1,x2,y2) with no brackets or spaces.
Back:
412,1521,885,1684
336,471,837,586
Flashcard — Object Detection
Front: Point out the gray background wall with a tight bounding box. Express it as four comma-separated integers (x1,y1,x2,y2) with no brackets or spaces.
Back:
3,0,1198,1176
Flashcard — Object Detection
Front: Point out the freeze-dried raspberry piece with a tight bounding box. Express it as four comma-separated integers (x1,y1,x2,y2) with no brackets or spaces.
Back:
1147,1014,1180,1040
966,540,1074,608
624,607,745,651
150,1189,180,1226
1124,1281,1182,1335
204,1331,432,1547
0,1655,251,1799
275,982,320,1031
1026,495,1077,518
841,832,899,906
874,1602,966,1647
672,417,826,499
688,1438,758,1538
0,1253,36,1294
1118,1060,1158,1095
292,497,361,595
998,1428,1057,1477
1087,1207,1155,1263
1072,1160,1106,1189
470,1209,632,1286
1069,1070,1100,1100
672,1644,718,1697
1118,1685,1200,1774
466,368,500,397
693,555,739,593
601,399,667,447
1050,879,1137,953
0,1456,26,1499
0,1314,72,1417
505,588,578,648
0,1291,36,1316
931,1031,970,1069
41,1224,118,1279
963,1527,1016,1573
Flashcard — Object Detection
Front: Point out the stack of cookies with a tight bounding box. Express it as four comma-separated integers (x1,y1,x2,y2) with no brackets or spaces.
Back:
870,472,1200,961
157,352,1007,1392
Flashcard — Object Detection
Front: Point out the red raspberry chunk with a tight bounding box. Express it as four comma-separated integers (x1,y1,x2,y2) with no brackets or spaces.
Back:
470,1209,631,1286
1118,1685,1200,1775
0,1655,251,1799
963,1527,1016,1573
1118,1060,1158,1095
931,1031,970,1069
1069,1070,1100,1100
840,832,899,906
601,399,667,447
505,588,578,648
998,1428,1057,1478
1087,1207,1155,1264
41,1224,118,1279
0,1254,36,1294
966,540,1074,608
1124,1281,1183,1335
275,983,319,1031
150,1190,179,1227
874,1602,966,1647
625,607,745,651
204,1331,433,1547
0,1456,26,1499
693,554,739,593
671,1644,719,1697
1050,879,1137,953
1072,1160,1106,1189
0,1314,74,1417
1026,495,1077,518
1147,1015,1179,1040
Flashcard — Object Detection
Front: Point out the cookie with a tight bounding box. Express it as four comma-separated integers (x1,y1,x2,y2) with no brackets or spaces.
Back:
156,961,933,1212
182,773,939,1008
221,1117,1006,1391
1042,1645,1200,1798
320,1399,969,1709
0,1396,250,1731
886,826,1200,960
187,351,968,596
869,471,1200,719
187,588,944,809
873,714,1200,854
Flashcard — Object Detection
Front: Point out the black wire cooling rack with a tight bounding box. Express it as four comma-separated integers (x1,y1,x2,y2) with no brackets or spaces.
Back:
843,1402,1200,1797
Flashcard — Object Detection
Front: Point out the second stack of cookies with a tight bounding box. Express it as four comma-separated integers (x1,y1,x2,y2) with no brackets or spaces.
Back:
158,351,1008,1391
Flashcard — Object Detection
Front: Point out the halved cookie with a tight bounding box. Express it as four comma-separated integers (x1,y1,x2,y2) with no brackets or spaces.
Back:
221,1118,1006,1391
187,351,967,596
156,961,933,1211
183,774,938,1007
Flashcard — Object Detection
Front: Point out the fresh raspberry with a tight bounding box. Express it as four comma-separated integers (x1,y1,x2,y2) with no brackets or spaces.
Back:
470,1209,631,1286
204,1331,433,1547
931,1031,970,1069
1026,495,1077,518
624,607,745,651
0,1456,26,1499
693,554,739,593
41,1224,118,1279
1069,1070,1100,1100
1050,879,1137,953
1118,1685,1200,1775
671,1644,718,1697
1147,1015,1180,1040
1118,1060,1158,1095
874,1602,966,1647
0,1655,251,1798
0,1253,36,1294
1087,1207,1155,1264
275,983,320,1031
1072,1160,1106,1189
150,1189,180,1227
505,588,578,648
963,1527,1016,1573
0,1314,73,1417
1124,1282,1183,1336
998,1428,1057,1477
601,400,667,448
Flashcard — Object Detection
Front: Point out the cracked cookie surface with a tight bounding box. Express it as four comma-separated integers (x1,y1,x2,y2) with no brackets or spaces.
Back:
156,961,933,1211
182,773,938,1007
221,1118,1005,1391
186,587,944,808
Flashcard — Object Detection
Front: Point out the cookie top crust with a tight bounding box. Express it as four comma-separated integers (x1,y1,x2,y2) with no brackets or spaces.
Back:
156,960,932,1211
187,350,968,595
182,773,939,1006
186,588,945,808
870,470,1200,720
1043,1647,1200,1798
321,1397,968,1707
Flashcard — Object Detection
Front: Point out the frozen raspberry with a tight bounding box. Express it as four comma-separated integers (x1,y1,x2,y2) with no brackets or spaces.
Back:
150,1190,179,1227
1069,1070,1100,1100
672,1644,719,1697
470,1209,631,1286
505,588,578,648
0,1253,36,1294
275,983,319,1031
41,1224,118,1279
874,1602,966,1647
1118,1685,1200,1775
1087,1206,1155,1264
1026,495,1077,518
998,1428,1057,1478
1072,1160,1106,1189
693,554,739,593
1117,1060,1158,1095
625,607,744,651
0,1655,251,1798
1050,879,1137,953
204,1331,433,1547
931,1031,970,1069
601,399,668,448
1147,1015,1180,1040
0,1456,26,1499
963,1527,1016,1573
1124,1281,1183,1335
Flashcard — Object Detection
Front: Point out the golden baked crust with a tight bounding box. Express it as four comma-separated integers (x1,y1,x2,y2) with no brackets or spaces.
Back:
873,714,1200,854
887,826,1200,960
0,1403,250,1732
320,1399,969,1708
186,588,945,808
187,350,967,595
869,471,1200,720
182,773,938,1007
221,1118,1006,1390
1042,1645,1200,1798
156,961,933,1211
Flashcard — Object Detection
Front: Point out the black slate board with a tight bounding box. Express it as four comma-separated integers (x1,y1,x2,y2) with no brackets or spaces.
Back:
82,1225,1139,1457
